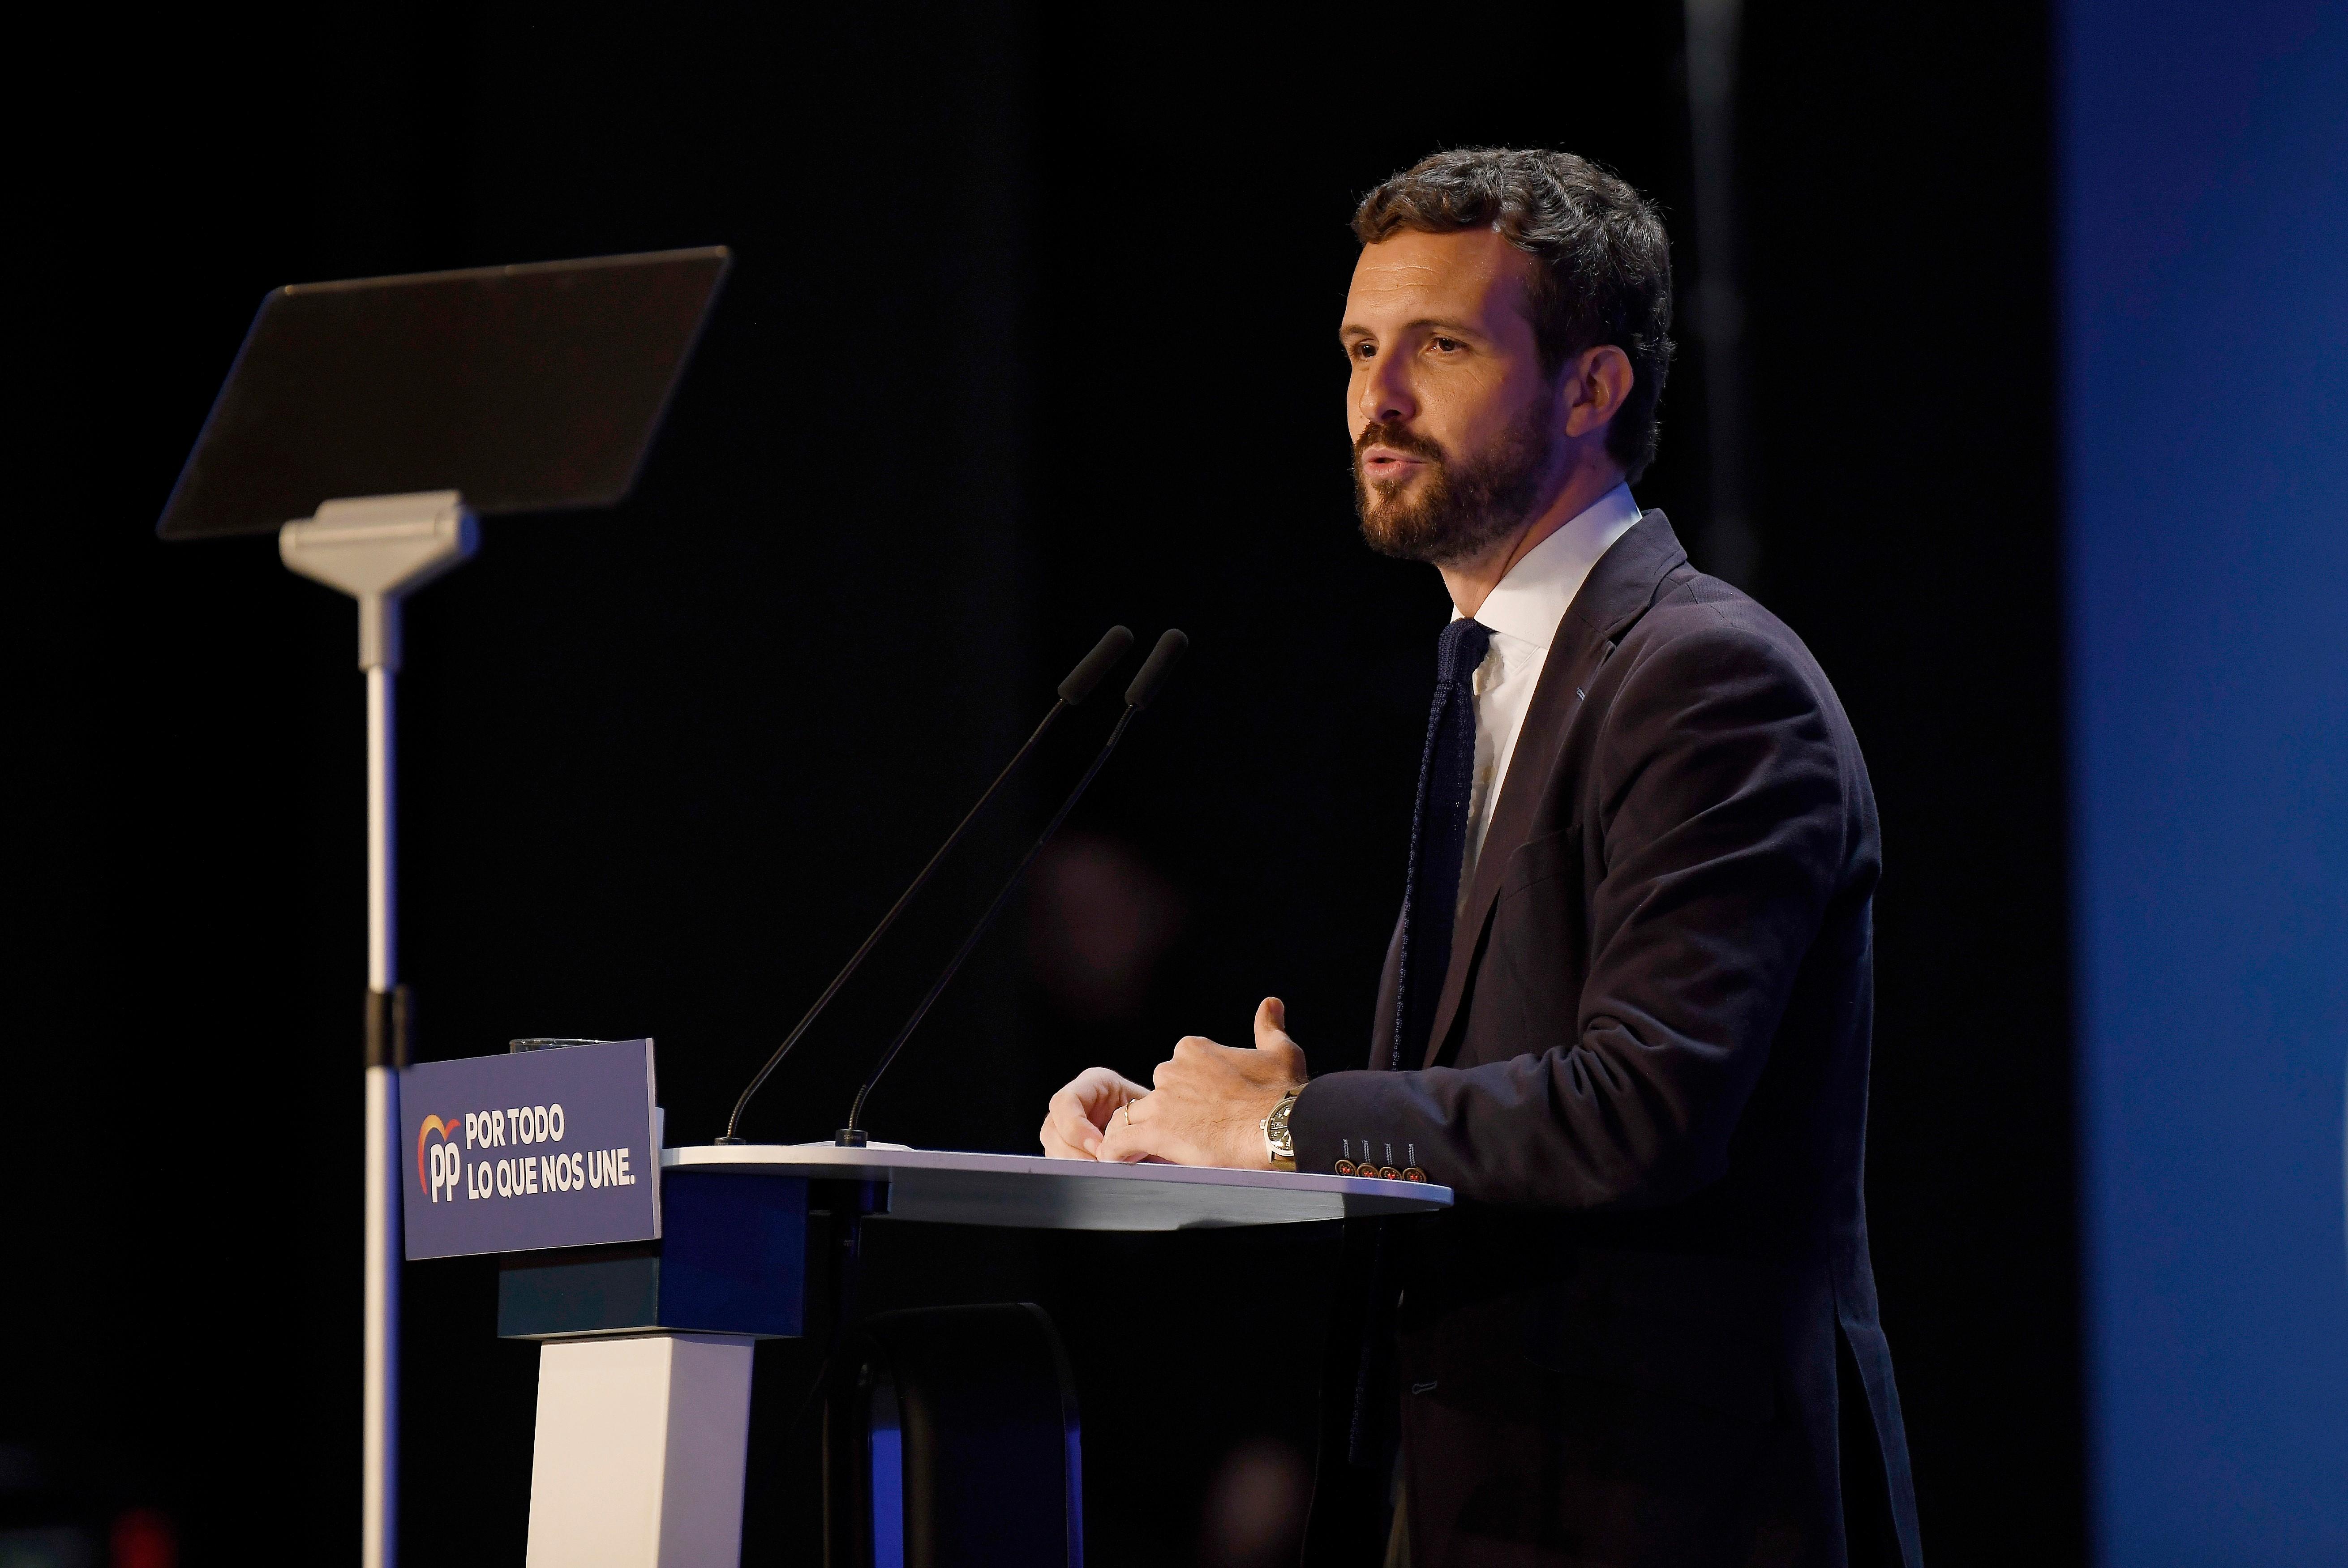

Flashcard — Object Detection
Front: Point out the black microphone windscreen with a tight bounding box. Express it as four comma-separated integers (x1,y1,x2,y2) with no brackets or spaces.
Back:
1125,629,1189,710
1058,626,1135,704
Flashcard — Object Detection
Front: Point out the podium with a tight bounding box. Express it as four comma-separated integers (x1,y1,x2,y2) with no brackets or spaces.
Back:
501,1145,1451,1567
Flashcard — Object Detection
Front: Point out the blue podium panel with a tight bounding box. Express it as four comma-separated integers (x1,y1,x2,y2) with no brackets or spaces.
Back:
402,1039,661,1260
497,1172,808,1340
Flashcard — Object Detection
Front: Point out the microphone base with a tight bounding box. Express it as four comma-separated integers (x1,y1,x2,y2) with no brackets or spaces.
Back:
833,1128,870,1148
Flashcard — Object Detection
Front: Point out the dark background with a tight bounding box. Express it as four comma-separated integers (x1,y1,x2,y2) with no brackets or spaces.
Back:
5,3,2074,1563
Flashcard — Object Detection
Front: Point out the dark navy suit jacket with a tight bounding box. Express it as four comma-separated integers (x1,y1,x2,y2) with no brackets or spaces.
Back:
1292,512,1924,1568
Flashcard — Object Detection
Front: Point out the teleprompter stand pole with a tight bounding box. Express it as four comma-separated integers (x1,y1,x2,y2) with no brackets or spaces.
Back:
280,491,476,1568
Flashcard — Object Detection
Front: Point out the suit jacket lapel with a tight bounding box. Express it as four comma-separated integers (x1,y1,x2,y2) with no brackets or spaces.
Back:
1420,511,1691,1066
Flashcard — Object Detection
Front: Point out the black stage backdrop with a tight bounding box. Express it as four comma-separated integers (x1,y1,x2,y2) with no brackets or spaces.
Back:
5,5,2075,1563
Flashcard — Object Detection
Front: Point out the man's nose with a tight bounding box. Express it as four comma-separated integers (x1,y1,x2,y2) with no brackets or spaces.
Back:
1359,348,1417,426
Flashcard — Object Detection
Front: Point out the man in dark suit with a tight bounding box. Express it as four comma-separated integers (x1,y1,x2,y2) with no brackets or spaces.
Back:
1039,147,1923,1568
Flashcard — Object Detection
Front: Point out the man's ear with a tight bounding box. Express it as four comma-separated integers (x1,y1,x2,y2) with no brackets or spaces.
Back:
1561,344,1635,439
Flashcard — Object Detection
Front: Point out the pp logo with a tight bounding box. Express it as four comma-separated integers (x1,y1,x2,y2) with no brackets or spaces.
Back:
416,1114,464,1204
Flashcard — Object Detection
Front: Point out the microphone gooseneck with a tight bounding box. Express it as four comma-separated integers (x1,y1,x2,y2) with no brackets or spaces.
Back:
717,625,1135,1144
837,629,1189,1144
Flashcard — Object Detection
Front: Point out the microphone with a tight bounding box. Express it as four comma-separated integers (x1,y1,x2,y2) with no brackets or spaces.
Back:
717,625,1136,1144
836,629,1189,1145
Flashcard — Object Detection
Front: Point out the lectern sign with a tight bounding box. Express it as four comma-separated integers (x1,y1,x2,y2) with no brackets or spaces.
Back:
401,1039,661,1260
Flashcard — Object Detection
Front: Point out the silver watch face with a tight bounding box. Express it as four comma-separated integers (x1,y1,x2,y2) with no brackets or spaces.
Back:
1266,1094,1298,1154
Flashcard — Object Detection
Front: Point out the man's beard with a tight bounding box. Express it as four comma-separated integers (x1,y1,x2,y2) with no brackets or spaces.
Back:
1353,396,1558,566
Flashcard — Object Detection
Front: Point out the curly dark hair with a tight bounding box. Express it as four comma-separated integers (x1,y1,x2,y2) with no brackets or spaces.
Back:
1354,148,1676,484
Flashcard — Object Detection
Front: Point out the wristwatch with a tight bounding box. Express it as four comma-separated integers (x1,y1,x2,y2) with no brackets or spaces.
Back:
1262,1090,1301,1172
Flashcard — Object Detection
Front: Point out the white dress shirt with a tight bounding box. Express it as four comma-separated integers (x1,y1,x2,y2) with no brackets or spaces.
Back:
1453,482,1644,906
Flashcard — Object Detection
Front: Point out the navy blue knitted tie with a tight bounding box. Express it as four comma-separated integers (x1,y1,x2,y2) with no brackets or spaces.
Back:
1393,617,1494,1068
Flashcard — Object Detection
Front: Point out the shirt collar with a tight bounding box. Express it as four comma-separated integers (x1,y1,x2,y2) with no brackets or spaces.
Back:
1451,482,1644,648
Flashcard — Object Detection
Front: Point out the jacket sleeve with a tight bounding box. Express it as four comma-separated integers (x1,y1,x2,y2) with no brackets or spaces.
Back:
1288,621,1852,1208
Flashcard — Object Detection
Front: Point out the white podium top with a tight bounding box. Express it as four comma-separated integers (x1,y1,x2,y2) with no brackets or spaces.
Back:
662,1144,1451,1233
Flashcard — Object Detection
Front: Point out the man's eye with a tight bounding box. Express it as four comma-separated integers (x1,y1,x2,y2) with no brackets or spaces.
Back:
1430,336,1463,353
1351,341,1377,360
